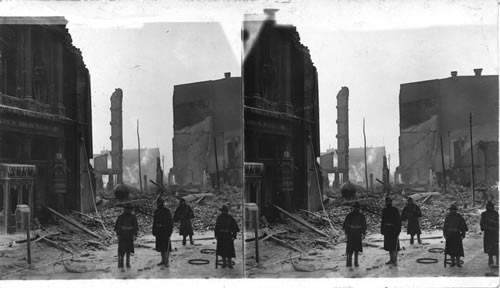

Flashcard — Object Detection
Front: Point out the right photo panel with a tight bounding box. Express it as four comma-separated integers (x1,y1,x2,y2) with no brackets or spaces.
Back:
242,2,498,282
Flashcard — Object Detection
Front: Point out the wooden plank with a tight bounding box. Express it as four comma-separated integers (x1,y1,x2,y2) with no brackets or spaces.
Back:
422,194,433,204
300,209,331,223
32,232,61,243
273,205,329,238
195,195,206,204
245,230,288,242
376,178,397,194
268,235,303,253
46,207,101,239
40,237,74,254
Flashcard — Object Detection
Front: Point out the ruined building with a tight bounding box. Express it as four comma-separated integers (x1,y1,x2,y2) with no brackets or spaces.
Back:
320,87,349,188
93,89,123,191
95,148,159,190
243,10,322,214
398,70,499,185
321,146,387,188
172,73,242,187
0,17,93,233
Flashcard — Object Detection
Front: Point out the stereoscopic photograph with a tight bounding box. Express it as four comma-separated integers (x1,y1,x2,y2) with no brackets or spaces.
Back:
0,0,498,287
0,5,243,279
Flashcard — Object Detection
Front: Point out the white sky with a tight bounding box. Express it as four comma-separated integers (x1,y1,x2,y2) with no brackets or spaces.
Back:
0,0,497,172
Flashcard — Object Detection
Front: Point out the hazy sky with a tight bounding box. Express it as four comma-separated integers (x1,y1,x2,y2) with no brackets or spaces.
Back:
0,0,497,172
68,22,240,168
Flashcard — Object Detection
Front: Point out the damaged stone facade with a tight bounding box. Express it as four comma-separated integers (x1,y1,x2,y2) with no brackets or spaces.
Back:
0,17,93,232
243,11,322,214
399,70,499,185
172,74,242,187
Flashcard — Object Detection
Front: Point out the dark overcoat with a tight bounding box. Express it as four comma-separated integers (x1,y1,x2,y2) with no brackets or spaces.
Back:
480,209,499,255
343,210,367,253
215,213,239,258
401,203,422,235
153,206,174,252
444,212,468,257
174,204,194,236
381,206,401,251
115,212,138,254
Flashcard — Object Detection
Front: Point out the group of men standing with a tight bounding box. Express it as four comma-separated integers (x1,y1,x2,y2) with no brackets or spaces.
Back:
114,197,240,269
343,196,499,268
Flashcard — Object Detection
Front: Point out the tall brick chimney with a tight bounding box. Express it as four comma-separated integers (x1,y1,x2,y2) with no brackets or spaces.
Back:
451,71,458,77
224,72,231,78
473,68,483,76
110,88,123,184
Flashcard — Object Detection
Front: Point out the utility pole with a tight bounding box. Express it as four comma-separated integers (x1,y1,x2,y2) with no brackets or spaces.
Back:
363,118,368,191
137,120,142,193
448,131,452,167
470,113,475,207
440,135,447,194
213,137,221,194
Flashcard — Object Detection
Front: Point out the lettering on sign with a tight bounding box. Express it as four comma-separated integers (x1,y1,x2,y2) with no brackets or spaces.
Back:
0,118,61,134
246,119,289,132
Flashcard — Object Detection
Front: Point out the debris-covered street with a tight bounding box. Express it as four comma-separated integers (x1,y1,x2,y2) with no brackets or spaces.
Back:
245,183,499,278
0,186,243,279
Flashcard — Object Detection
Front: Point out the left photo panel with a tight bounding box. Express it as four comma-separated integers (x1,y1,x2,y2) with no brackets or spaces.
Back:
0,17,244,279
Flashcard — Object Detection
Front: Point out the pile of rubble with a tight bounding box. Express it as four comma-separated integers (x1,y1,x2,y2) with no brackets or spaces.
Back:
254,182,498,255
12,184,242,258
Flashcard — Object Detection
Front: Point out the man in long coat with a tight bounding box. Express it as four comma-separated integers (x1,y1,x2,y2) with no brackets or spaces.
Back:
381,196,401,266
401,197,423,244
443,204,468,267
153,198,174,267
215,205,240,268
114,203,138,268
173,198,195,245
480,201,498,267
343,201,367,267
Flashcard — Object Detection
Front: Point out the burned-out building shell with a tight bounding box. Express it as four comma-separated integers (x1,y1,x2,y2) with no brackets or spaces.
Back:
243,12,322,214
398,70,498,185
172,74,242,187
0,17,93,233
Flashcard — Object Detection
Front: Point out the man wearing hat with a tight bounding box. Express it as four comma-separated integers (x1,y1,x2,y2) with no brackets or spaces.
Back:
173,198,195,245
480,201,498,267
215,205,240,268
443,204,468,267
381,197,401,265
401,197,423,245
153,197,174,267
343,201,367,267
114,203,138,269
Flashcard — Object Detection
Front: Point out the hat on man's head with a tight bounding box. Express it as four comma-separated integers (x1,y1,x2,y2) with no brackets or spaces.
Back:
486,201,494,209
157,197,164,205
219,205,229,212
385,196,392,202
449,204,458,211
353,201,361,208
